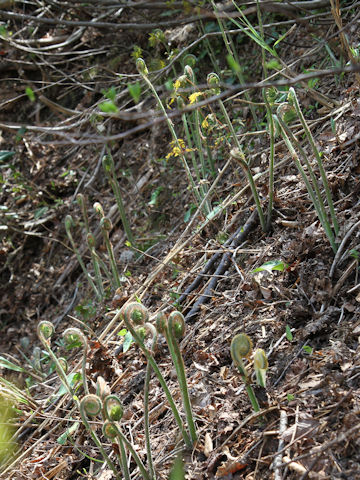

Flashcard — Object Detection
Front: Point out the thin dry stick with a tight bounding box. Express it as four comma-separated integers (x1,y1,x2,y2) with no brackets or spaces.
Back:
272,410,288,480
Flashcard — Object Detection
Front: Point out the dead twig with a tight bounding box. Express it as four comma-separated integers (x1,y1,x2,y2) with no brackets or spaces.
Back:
184,210,258,321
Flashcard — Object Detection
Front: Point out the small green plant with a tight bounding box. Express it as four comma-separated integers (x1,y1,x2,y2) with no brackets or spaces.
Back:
99,86,118,113
285,325,293,342
63,328,89,395
302,345,313,355
251,259,288,274
36,322,151,479
25,86,35,102
117,328,133,353
230,333,269,413
79,395,121,479
205,72,266,232
104,394,152,480
37,321,75,398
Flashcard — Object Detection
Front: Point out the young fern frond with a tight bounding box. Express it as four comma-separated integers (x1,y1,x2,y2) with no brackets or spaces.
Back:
65,215,101,300
103,394,151,480
103,419,152,480
287,87,339,236
93,202,105,219
230,334,260,413
63,327,89,395
80,395,121,480
122,302,192,448
103,395,130,480
143,323,158,480
253,349,268,388
164,311,197,444
76,193,89,235
86,232,105,297
274,111,337,252
37,321,75,398
136,58,202,215
102,153,135,246
207,73,266,232
100,216,121,288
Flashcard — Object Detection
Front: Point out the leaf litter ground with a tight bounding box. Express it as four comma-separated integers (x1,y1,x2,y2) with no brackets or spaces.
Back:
0,3,360,479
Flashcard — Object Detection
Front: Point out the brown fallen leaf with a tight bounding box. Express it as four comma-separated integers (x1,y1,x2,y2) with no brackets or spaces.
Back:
204,432,213,458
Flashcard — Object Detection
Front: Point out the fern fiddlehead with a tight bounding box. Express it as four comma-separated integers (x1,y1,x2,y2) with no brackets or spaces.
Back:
122,302,192,448
164,311,197,444
103,395,151,480
230,334,260,413
63,327,89,395
79,395,121,479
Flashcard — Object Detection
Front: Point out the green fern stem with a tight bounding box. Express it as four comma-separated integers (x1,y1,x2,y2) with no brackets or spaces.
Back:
100,217,121,288
65,215,101,300
86,232,105,298
103,420,151,480
102,152,135,246
143,323,158,480
230,334,260,413
164,311,197,445
37,321,75,399
122,303,192,448
288,87,339,236
63,327,89,395
79,395,121,480
103,395,131,480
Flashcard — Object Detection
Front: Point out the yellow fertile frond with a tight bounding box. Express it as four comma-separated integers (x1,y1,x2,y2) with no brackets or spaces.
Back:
188,92,203,104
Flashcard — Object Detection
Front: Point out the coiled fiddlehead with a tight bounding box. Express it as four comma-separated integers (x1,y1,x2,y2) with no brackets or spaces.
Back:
165,311,197,444
155,311,167,334
103,394,151,480
136,58,149,76
104,395,124,422
76,193,89,234
63,327,89,395
79,395,120,480
103,395,130,480
124,302,149,326
230,333,253,365
37,321,74,398
143,323,158,480
122,303,192,448
93,202,105,219
230,334,260,413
